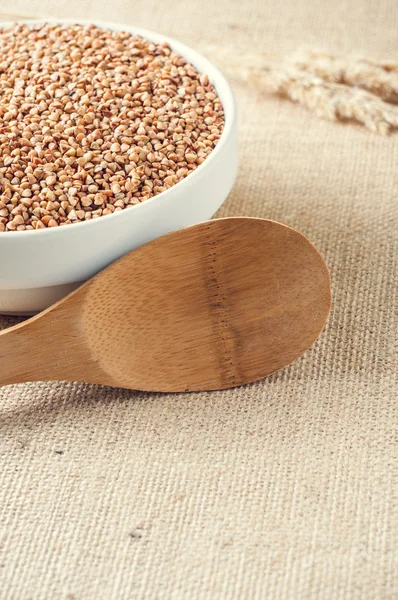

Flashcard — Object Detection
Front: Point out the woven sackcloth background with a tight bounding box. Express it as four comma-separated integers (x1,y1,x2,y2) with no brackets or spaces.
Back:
0,1,397,599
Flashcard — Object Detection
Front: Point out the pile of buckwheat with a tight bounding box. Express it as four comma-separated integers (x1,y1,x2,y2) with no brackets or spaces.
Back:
0,23,224,231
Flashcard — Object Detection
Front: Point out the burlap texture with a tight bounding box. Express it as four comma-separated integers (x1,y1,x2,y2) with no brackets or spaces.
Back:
0,1,397,598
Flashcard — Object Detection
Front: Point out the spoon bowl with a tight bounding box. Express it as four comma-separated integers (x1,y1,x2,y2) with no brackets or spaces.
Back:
0,218,331,392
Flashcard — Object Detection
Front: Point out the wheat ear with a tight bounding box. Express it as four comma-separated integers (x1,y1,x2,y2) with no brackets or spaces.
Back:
289,47,398,103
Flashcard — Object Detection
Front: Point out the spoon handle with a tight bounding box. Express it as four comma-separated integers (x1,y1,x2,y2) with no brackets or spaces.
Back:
0,307,98,386
0,318,56,385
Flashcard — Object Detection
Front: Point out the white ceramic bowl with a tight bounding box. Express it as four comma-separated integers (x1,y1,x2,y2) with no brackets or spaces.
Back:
0,19,238,315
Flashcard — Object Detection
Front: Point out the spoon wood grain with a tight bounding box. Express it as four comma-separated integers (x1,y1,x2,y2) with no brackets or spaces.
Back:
0,218,331,392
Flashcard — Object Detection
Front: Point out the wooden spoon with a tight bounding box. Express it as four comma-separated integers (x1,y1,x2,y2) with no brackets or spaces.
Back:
0,218,331,392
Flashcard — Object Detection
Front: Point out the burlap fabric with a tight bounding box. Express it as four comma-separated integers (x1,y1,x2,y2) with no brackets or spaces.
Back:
0,1,397,598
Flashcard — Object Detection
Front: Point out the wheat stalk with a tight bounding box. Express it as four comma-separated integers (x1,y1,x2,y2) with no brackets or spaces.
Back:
288,47,398,103
252,66,398,134
203,44,398,134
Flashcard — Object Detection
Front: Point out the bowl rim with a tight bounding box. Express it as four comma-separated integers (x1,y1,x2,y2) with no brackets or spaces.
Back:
0,18,236,240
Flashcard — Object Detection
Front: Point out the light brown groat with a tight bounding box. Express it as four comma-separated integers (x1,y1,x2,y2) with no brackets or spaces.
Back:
0,23,225,231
